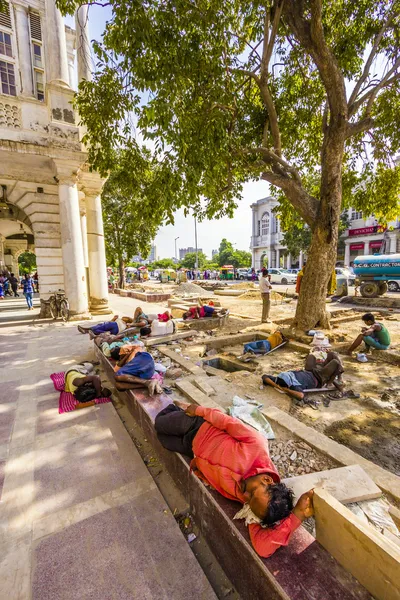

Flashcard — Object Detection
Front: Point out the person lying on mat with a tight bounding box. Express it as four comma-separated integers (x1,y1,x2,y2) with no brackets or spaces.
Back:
262,352,344,401
112,349,163,395
155,402,314,558
64,363,111,402
182,305,227,320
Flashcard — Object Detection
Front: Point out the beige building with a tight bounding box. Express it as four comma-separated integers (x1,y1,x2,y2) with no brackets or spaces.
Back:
0,0,109,316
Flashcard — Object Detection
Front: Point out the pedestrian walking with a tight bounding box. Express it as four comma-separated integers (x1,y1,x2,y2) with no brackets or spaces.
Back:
259,268,272,323
23,273,35,310
9,273,19,297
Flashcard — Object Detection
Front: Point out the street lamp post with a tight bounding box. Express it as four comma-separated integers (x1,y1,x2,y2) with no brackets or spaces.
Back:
194,217,198,269
174,236,179,261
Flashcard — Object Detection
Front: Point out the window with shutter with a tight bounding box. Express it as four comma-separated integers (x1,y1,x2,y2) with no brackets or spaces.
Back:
29,12,41,41
0,4,12,30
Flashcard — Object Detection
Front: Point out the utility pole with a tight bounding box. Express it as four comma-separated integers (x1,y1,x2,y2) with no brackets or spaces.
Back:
194,217,198,269
174,236,179,261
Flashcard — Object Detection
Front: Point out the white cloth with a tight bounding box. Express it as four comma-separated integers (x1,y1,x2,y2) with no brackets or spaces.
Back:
116,319,127,333
259,275,272,294
233,503,262,526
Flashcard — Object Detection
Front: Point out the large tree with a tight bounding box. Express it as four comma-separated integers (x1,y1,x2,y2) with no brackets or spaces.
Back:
59,0,400,328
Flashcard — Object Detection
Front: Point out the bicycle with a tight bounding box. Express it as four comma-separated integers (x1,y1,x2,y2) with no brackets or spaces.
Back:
48,289,70,321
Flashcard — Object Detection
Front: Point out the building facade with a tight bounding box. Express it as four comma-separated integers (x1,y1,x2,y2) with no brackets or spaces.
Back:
250,197,400,270
179,246,202,260
0,0,109,316
250,197,304,270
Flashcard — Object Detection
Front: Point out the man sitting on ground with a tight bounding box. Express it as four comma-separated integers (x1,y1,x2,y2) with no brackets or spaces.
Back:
262,352,344,401
347,313,391,354
155,402,314,558
64,362,111,403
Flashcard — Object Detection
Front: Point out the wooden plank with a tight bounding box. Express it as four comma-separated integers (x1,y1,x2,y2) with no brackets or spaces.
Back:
158,346,204,375
314,488,400,600
283,464,381,504
144,330,196,346
389,505,400,529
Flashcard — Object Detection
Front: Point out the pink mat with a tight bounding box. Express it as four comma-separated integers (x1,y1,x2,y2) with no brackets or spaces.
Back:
50,372,111,414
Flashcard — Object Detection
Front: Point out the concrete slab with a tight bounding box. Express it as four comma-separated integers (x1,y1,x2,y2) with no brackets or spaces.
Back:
314,488,400,600
158,345,204,375
283,464,382,503
193,376,216,397
175,379,221,410
389,505,400,529
263,406,400,502
144,330,196,346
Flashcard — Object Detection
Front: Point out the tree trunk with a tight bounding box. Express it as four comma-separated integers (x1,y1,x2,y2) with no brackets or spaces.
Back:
293,125,346,331
118,258,125,289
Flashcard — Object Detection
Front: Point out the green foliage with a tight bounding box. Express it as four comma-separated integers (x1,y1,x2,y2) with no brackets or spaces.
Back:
181,252,208,269
102,148,165,285
152,258,176,269
18,251,37,274
217,239,251,268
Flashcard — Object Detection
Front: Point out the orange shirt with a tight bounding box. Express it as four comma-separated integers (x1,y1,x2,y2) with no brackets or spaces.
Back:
192,406,301,557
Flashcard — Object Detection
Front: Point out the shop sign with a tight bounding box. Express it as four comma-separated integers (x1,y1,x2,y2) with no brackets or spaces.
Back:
369,241,383,249
348,225,386,237
350,243,364,250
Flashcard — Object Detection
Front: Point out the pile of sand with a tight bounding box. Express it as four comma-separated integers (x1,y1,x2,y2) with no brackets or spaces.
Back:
175,282,210,296
239,290,284,301
231,282,256,290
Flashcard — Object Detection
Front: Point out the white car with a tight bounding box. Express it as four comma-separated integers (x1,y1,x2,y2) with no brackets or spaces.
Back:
267,269,297,285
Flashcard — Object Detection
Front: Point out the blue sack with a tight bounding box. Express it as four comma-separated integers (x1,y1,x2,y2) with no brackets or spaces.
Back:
243,340,271,354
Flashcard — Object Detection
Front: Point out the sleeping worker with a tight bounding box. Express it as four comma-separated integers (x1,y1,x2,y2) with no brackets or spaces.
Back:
64,362,111,403
154,402,313,558
347,313,391,354
111,346,163,396
262,352,344,402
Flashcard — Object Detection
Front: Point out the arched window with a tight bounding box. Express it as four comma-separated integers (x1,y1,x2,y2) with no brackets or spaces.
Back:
261,212,270,236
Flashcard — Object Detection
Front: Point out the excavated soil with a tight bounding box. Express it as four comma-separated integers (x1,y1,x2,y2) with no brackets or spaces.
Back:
325,407,400,476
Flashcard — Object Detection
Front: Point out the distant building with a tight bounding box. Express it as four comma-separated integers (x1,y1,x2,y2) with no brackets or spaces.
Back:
212,249,218,257
148,244,156,262
179,246,202,260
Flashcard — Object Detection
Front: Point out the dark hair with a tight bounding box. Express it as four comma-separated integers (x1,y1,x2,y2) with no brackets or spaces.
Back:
362,313,375,323
140,326,151,337
110,347,121,360
11,272,14,276
74,383,97,403
261,483,294,527
262,268,268,276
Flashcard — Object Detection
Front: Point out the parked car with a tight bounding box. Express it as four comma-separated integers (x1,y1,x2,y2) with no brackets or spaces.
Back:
268,268,297,285
237,268,250,279
335,267,355,286
286,268,300,275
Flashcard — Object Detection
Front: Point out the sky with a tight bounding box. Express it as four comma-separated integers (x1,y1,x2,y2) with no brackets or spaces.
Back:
65,7,271,260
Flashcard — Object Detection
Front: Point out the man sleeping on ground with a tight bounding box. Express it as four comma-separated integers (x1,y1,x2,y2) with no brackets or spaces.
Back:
155,402,314,558
64,362,111,403
262,351,344,401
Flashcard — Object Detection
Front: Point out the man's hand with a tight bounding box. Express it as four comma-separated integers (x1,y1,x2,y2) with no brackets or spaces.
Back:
292,490,314,521
174,400,198,416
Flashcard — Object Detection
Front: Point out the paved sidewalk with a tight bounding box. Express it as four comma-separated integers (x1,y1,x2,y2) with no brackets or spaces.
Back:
0,321,216,599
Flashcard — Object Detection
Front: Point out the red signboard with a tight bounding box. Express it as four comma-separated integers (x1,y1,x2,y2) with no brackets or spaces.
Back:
350,243,364,251
348,225,386,237
369,241,383,249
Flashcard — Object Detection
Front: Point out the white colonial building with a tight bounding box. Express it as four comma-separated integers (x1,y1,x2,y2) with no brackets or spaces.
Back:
0,0,109,316
250,196,305,270
250,197,400,270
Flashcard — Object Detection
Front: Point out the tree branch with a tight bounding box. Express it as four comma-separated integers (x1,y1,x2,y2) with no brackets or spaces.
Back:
345,117,375,139
350,61,400,116
348,5,395,108
252,146,302,183
261,170,319,226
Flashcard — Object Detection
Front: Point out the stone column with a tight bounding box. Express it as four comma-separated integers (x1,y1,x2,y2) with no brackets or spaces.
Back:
75,5,92,83
85,191,110,313
364,241,369,255
80,208,89,268
299,252,304,268
45,0,69,85
57,168,89,316
344,242,350,266
276,249,280,269
14,4,34,97
389,233,397,253
65,28,76,89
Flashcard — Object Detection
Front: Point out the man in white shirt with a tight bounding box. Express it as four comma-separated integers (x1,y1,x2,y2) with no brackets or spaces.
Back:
259,268,272,323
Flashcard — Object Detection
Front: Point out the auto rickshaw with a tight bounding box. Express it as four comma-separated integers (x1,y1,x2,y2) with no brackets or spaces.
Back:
220,265,234,280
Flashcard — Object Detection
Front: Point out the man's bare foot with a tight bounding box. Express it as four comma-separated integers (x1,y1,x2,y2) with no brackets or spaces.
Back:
174,400,190,411
77,325,89,334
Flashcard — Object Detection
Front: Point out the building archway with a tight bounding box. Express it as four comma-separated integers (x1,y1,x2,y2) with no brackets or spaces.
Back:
259,252,268,269
0,201,36,286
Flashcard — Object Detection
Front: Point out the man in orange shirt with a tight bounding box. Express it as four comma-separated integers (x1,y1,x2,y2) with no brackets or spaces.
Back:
155,402,314,558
